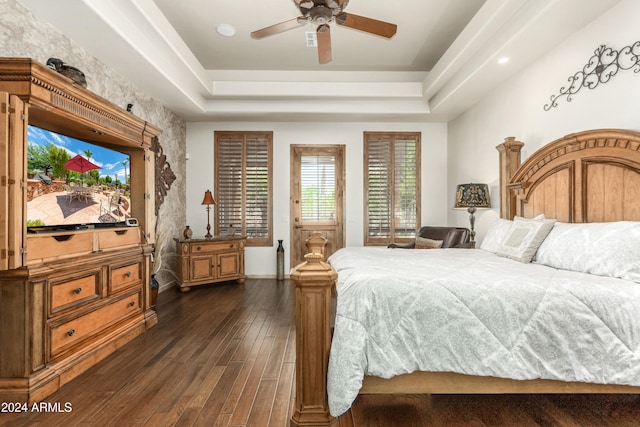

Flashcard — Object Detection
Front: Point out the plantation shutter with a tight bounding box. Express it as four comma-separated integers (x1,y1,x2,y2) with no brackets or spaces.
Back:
216,136,243,237
245,136,270,240
393,137,418,238
300,155,336,223
215,132,272,246
366,139,392,240
364,132,420,245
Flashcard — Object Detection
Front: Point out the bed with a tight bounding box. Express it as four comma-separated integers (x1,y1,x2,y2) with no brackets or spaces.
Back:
289,129,640,427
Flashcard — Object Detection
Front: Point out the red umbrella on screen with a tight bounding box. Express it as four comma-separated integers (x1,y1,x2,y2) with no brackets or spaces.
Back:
64,154,100,184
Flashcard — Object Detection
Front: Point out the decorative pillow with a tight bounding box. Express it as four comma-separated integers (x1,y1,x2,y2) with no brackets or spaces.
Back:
536,221,640,282
480,214,545,254
496,217,555,263
415,237,443,249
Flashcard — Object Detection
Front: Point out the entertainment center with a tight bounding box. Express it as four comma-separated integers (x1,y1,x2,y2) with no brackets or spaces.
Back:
0,58,161,402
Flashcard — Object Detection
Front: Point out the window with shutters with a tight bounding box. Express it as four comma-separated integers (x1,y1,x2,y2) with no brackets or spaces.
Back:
364,132,421,245
214,131,272,246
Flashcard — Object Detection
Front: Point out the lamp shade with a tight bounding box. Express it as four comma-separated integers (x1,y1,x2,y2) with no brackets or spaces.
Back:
201,189,216,205
454,183,491,209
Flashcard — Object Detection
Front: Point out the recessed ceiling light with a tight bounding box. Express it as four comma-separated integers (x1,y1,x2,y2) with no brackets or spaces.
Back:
216,24,236,37
498,57,509,64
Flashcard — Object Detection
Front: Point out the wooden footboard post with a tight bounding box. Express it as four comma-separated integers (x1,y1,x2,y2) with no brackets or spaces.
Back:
289,237,338,427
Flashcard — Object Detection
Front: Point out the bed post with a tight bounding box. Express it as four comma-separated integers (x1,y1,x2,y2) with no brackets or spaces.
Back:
289,234,338,427
496,137,524,219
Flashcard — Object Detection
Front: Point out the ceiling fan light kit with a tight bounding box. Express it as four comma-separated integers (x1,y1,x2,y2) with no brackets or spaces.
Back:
309,5,333,25
251,0,397,64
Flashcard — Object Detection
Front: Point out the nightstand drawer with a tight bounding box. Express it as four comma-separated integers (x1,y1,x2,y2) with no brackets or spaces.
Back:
191,241,239,254
50,273,100,315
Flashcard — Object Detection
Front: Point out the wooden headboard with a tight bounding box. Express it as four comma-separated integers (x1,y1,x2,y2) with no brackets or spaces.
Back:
497,129,640,223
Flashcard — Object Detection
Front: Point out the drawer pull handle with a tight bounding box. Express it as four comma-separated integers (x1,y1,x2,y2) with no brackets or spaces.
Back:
125,272,132,278
73,287,82,294
196,246,201,251
128,301,135,307
67,329,75,336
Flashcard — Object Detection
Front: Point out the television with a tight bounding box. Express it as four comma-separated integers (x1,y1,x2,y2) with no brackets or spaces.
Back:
26,124,132,232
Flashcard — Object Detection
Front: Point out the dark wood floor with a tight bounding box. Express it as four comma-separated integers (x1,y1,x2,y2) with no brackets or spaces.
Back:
2,278,640,426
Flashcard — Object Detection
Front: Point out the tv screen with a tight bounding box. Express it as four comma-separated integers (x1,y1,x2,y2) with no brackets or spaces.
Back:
26,125,132,231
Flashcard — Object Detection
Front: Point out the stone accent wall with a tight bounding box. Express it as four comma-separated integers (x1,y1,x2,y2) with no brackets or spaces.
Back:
1,0,186,290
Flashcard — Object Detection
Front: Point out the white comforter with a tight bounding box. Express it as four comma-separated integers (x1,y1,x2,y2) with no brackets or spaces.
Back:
327,247,640,416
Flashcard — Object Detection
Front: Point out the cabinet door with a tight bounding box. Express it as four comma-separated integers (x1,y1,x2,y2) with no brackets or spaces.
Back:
0,93,27,270
217,252,239,279
190,255,215,281
0,91,7,271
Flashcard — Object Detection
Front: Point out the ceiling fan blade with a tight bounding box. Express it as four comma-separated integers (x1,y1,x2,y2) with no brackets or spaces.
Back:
251,18,306,39
317,24,332,64
335,12,397,38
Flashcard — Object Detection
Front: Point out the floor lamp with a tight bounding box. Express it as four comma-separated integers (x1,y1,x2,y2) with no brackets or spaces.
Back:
202,189,216,238
454,183,491,247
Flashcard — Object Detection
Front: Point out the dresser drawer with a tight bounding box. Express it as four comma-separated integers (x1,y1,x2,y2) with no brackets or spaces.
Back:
110,261,142,294
50,273,100,315
191,240,239,254
26,232,94,264
98,228,141,250
49,293,141,358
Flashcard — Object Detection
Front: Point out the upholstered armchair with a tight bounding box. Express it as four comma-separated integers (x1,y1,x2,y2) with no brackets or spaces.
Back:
388,226,472,249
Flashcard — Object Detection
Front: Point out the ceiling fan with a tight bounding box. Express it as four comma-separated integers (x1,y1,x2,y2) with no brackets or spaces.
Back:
250,0,397,64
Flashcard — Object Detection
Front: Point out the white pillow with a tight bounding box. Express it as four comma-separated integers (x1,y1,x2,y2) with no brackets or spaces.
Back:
480,214,545,254
479,218,512,253
536,221,640,282
496,217,556,263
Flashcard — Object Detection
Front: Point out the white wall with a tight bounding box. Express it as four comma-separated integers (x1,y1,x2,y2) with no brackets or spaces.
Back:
447,0,640,241
187,121,447,276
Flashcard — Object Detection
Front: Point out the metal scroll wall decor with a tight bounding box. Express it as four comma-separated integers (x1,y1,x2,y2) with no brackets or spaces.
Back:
151,136,177,216
544,41,640,111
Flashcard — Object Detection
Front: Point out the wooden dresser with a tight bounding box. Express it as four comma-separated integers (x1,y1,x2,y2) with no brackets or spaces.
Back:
176,236,246,292
0,58,160,403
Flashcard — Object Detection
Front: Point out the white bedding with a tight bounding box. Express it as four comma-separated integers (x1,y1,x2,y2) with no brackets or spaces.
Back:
326,247,640,416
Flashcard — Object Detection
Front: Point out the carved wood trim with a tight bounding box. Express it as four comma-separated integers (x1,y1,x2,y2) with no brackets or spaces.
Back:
510,129,640,184
0,58,160,148
151,136,176,216
502,129,640,221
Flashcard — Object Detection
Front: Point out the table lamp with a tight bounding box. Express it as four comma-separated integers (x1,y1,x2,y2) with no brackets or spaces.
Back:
454,183,491,246
201,189,216,238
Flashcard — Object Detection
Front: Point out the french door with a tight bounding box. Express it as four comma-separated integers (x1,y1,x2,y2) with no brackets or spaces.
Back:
290,145,345,267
